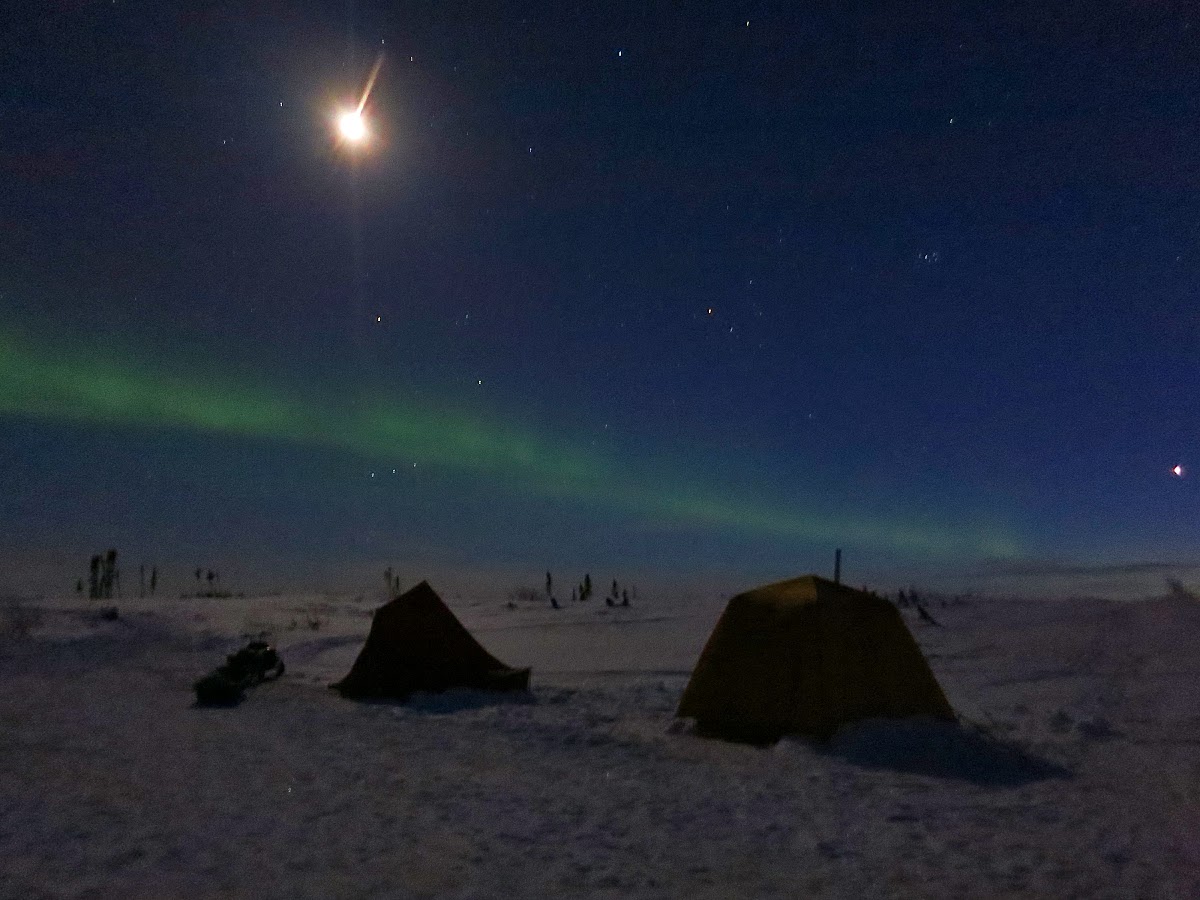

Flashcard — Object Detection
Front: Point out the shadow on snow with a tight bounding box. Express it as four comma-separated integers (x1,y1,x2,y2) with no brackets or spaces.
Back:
812,718,1072,786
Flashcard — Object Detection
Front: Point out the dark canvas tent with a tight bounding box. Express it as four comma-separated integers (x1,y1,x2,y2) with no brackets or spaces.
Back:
332,581,530,700
677,575,954,742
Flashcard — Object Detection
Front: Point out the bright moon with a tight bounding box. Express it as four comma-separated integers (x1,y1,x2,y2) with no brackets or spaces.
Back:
1172,464,1184,477
337,109,367,143
333,53,384,149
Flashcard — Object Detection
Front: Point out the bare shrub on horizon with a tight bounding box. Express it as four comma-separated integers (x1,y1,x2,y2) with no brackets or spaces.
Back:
506,586,543,606
1165,578,1199,602
0,601,44,640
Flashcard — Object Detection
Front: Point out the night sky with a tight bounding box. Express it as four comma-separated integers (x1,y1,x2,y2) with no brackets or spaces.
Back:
3,1,1199,597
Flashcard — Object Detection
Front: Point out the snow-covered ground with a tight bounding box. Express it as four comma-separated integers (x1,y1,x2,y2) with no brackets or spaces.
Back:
2,584,1198,899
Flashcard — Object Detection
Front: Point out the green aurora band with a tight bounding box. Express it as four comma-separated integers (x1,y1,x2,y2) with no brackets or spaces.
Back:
0,328,1020,557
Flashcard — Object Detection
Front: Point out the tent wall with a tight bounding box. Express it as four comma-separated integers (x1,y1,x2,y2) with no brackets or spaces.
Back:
678,576,954,741
333,581,530,700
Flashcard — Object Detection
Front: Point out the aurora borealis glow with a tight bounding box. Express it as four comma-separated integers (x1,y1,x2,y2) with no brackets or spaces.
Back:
0,326,1018,560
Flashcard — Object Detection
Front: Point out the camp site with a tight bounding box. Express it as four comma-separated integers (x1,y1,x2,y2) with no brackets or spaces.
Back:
8,0,1198,893
3,574,1198,899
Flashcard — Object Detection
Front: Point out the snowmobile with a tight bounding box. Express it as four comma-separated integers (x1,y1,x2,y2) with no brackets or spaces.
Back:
194,641,285,706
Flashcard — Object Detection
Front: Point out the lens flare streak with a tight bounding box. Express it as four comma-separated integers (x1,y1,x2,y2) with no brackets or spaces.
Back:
334,53,384,146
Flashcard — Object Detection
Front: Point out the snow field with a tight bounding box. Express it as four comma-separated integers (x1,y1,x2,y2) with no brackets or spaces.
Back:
1,588,1197,898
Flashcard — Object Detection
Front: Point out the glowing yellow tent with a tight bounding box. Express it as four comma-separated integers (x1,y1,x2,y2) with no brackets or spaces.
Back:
677,575,955,742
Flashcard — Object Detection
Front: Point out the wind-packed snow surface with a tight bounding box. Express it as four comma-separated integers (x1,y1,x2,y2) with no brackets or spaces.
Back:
2,586,1198,899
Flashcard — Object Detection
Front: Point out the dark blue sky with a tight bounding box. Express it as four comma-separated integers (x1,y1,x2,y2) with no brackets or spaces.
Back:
3,1,1199,597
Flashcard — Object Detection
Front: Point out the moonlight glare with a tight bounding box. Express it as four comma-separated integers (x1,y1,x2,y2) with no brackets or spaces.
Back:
337,109,367,143
333,52,384,148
